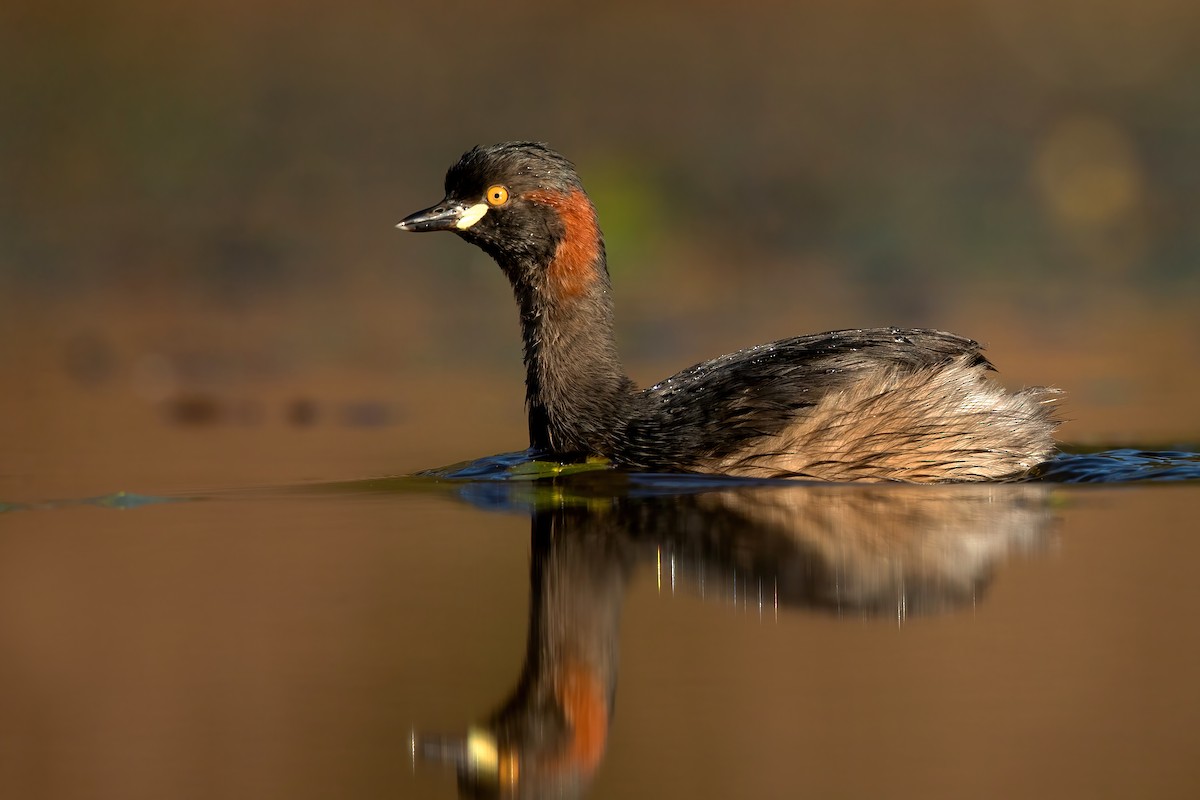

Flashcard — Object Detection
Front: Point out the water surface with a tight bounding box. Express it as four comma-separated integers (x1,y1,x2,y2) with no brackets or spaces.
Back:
4,448,1200,800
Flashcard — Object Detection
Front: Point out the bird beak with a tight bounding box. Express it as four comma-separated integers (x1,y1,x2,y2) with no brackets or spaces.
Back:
396,199,490,232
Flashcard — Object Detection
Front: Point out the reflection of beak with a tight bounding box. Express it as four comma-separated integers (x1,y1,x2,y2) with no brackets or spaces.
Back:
412,730,470,770
396,199,489,232
412,727,519,786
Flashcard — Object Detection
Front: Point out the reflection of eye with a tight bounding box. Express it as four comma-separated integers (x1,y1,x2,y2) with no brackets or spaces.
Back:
485,185,510,206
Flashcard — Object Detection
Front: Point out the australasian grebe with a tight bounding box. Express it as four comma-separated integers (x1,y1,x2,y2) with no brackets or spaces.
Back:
396,142,1059,482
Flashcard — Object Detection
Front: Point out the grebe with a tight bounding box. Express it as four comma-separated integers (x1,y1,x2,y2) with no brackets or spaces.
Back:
397,142,1058,481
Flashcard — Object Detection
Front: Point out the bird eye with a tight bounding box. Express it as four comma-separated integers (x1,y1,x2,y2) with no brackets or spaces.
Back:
485,185,510,206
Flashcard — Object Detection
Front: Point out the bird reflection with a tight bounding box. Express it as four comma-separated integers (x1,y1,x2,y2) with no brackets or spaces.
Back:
414,476,1054,799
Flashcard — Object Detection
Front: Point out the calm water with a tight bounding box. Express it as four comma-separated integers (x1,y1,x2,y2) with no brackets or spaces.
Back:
3,448,1200,800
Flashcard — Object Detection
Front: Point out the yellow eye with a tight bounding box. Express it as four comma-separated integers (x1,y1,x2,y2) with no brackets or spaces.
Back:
485,185,509,206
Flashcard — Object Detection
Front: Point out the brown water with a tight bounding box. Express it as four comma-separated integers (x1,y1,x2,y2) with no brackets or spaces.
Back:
3,467,1200,799
3,293,1200,800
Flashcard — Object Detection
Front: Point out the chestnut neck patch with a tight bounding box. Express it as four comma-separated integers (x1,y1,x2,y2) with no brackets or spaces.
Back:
525,188,602,300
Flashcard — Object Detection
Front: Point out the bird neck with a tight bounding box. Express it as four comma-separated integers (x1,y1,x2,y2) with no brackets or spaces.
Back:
493,192,637,456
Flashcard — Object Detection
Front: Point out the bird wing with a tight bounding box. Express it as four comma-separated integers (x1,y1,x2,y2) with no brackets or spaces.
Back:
625,327,988,467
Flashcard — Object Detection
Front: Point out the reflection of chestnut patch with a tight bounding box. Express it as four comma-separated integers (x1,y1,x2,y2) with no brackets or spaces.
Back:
525,189,601,300
556,660,608,774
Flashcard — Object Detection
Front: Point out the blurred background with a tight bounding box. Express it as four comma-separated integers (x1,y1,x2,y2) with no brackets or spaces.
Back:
2,0,1199,495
